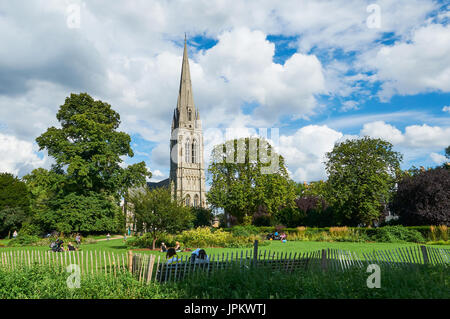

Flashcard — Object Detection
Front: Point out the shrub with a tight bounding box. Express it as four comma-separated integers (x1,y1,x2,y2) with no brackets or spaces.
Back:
176,227,256,248
370,226,425,243
127,232,177,249
231,225,260,237
7,234,40,247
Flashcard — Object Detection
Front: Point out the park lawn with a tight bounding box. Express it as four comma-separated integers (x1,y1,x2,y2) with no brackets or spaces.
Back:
3,238,449,259
128,240,450,259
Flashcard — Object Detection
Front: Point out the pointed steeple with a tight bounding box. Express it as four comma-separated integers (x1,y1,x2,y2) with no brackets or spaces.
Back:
176,36,195,119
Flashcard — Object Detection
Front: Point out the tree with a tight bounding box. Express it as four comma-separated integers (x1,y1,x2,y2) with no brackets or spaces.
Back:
29,93,150,233
392,167,450,225
446,145,450,159
191,206,213,228
36,93,150,197
207,137,296,225
325,137,402,226
128,187,193,249
0,173,31,237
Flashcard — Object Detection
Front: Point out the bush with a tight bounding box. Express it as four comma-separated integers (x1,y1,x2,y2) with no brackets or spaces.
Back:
7,234,40,247
176,227,257,248
369,226,425,243
231,225,260,237
127,232,177,249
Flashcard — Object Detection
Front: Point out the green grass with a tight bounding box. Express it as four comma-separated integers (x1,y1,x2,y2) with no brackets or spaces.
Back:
0,263,448,299
2,238,450,256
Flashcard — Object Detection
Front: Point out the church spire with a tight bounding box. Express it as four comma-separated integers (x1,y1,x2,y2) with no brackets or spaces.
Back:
176,35,195,115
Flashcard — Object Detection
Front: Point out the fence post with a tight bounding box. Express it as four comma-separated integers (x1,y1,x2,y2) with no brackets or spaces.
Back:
420,246,429,264
128,250,133,273
321,249,327,271
253,240,258,266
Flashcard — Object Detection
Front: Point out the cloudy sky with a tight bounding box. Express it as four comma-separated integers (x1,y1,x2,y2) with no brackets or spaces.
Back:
0,0,449,184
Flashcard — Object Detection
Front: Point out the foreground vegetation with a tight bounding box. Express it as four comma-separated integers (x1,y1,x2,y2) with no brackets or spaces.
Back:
0,263,447,299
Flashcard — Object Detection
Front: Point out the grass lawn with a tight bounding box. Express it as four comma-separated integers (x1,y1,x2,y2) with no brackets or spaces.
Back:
2,238,449,260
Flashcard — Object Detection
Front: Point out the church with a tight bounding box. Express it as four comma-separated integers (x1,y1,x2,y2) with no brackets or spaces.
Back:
147,37,207,208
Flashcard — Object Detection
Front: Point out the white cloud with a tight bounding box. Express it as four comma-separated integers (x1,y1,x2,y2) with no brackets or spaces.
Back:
362,24,450,100
279,125,343,182
443,106,450,113
430,152,447,165
0,133,51,176
360,121,405,144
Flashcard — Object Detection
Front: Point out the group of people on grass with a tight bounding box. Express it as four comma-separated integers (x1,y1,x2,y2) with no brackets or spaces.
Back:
160,241,209,265
50,233,82,252
266,231,287,242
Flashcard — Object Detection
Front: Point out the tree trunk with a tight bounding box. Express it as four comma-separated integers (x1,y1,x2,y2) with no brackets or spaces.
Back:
152,237,157,250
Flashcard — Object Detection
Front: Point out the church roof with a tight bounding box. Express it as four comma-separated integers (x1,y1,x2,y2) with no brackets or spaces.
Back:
147,178,170,190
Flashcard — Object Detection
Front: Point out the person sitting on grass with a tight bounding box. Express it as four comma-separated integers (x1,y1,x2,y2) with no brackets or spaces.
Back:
174,241,181,252
190,248,209,264
67,242,76,251
166,248,181,265
160,242,168,252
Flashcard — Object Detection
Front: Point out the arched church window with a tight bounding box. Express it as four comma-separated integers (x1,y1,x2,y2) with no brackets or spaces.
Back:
185,139,191,163
186,195,191,207
193,195,199,208
192,139,198,163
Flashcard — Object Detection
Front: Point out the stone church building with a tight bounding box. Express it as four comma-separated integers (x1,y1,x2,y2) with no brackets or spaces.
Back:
125,38,207,233
147,37,207,208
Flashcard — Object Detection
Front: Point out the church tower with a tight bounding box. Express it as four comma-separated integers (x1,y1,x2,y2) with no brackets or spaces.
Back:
169,37,206,208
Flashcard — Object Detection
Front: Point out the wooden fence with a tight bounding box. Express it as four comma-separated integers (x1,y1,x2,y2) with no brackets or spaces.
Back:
129,245,450,283
0,250,129,277
1,245,448,284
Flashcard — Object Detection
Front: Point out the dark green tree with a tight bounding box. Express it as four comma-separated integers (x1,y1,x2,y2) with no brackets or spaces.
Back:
191,206,213,228
0,173,31,237
325,137,402,226
29,93,150,233
128,186,193,249
207,137,296,225
36,93,150,197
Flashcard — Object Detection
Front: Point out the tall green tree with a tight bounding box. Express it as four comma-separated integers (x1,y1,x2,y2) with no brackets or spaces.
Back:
128,187,193,249
325,137,402,226
36,93,150,197
29,93,151,233
207,137,296,225
0,173,31,237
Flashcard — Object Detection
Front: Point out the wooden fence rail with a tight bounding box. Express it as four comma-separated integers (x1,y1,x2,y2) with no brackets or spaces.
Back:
1,245,448,284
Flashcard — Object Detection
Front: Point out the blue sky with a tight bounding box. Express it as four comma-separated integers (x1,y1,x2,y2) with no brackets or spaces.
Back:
0,0,449,184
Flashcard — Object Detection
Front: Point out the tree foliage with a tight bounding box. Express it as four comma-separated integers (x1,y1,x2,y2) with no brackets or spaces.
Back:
35,93,150,197
191,206,213,228
128,187,193,249
325,137,402,226
24,93,150,234
207,137,296,225
392,167,450,225
0,173,30,237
